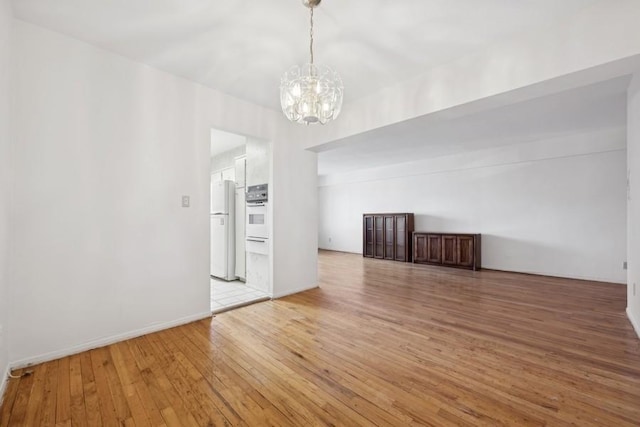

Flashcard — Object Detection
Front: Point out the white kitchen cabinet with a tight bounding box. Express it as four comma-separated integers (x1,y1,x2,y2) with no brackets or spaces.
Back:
211,166,235,184
221,167,235,182
234,156,246,188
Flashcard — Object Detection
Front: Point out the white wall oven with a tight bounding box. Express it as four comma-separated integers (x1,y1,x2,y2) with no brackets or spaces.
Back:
246,184,269,254
247,202,268,239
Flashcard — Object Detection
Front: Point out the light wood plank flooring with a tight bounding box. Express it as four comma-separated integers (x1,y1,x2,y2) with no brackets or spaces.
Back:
1,250,639,426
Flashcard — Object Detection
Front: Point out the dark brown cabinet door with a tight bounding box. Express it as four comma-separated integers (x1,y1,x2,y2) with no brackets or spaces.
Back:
413,232,480,270
363,213,414,262
363,215,374,257
413,233,428,263
426,235,442,264
374,216,384,259
457,235,475,268
384,216,395,260
442,235,458,265
394,215,406,262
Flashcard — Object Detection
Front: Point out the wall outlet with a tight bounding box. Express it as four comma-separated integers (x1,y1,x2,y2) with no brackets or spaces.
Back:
328,237,332,243
181,195,190,208
623,261,628,270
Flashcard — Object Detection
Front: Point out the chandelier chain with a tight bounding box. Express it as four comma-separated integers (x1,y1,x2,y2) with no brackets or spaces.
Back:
309,7,314,65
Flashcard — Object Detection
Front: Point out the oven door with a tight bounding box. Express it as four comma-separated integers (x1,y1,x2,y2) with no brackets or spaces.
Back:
246,202,268,239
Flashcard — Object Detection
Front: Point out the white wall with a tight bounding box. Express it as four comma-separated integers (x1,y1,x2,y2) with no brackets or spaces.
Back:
10,20,318,365
628,72,640,336
272,136,318,298
0,0,13,395
319,129,627,284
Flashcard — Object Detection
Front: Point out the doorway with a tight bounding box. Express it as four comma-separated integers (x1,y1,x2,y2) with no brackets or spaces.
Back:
210,128,270,312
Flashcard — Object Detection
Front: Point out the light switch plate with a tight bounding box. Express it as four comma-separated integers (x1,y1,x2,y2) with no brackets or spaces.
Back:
182,195,190,208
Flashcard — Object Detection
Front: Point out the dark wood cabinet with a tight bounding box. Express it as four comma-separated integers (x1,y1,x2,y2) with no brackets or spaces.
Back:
384,216,395,260
394,215,409,262
363,213,414,262
414,233,428,263
442,235,458,266
426,234,442,264
413,233,481,271
363,215,374,257
457,235,476,268
374,216,384,259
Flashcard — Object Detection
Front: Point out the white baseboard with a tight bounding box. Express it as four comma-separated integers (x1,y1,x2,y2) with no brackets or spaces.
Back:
627,307,640,340
0,363,9,409
10,311,212,370
479,266,626,285
272,284,318,299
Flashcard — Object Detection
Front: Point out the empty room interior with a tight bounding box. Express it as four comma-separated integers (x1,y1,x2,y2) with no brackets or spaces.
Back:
1,0,640,425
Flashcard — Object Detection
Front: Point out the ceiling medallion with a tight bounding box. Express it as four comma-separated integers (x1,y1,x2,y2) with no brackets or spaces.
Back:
280,0,344,125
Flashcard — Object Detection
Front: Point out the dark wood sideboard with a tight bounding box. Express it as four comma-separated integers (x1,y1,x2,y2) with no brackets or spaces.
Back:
413,232,481,271
363,213,414,262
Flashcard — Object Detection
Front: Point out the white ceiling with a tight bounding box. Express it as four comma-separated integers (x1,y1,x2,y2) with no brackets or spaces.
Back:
317,76,630,176
12,0,599,110
13,0,621,177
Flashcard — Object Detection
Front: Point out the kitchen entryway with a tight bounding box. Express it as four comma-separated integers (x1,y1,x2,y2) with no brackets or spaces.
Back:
210,277,269,313
210,128,272,312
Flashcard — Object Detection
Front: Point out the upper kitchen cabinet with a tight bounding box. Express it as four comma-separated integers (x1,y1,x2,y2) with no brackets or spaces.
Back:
221,167,235,182
235,156,246,188
212,167,235,183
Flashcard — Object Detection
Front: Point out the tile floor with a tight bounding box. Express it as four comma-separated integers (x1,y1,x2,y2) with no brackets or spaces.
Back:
210,277,270,313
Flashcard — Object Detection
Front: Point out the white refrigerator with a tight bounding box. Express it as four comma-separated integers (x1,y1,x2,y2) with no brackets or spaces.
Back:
211,180,236,280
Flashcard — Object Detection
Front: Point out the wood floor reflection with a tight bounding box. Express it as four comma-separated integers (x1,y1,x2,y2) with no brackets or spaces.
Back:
1,250,639,426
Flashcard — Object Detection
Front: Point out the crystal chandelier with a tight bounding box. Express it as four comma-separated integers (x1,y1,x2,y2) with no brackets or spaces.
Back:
280,0,343,125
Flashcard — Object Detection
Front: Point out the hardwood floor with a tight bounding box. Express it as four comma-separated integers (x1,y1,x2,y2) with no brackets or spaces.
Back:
2,250,639,426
